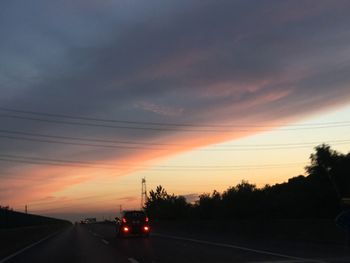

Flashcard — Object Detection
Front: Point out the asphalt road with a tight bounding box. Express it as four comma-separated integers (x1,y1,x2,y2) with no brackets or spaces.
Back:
2,223,350,263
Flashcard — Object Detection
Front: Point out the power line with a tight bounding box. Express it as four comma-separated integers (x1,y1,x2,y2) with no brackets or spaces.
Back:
0,154,307,170
1,133,350,151
1,106,350,128
0,157,305,170
205,141,350,151
0,113,252,132
1,112,350,133
0,158,304,171
0,135,164,150
0,154,114,168
1,129,350,148
0,114,187,132
0,129,176,146
0,157,112,169
0,130,350,151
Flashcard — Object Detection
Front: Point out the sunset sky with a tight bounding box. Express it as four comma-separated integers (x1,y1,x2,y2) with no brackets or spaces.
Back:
1,0,350,221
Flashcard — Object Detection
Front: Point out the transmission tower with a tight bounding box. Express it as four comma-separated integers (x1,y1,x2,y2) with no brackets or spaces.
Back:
141,177,148,209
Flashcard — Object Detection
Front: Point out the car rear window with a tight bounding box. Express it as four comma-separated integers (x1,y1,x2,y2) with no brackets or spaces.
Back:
124,211,146,220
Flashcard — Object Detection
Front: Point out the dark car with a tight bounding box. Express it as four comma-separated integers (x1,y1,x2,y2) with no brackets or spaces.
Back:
115,210,150,237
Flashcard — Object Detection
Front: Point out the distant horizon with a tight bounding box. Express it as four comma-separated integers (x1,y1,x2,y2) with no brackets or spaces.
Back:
17,141,348,222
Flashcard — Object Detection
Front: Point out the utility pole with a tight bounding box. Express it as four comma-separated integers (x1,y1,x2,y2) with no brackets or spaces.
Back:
141,177,148,210
25,204,27,214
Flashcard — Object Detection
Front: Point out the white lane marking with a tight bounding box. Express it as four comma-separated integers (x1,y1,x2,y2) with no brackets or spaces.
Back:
89,230,102,238
101,239,109,245
0,229,63,263
152,233,326,263
128,258,140,263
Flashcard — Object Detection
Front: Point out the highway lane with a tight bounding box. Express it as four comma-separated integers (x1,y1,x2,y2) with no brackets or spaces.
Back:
2,224,131,263
3,223,350,263
86,223,350,263
86,223,301,263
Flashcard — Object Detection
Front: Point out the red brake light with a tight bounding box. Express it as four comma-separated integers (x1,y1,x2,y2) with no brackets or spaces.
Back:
143,226,149,231
122,217,127,223
123,227,129,232
145,217,149,222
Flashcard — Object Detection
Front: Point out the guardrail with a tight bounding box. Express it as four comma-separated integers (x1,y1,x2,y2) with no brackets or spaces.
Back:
0,209,70,228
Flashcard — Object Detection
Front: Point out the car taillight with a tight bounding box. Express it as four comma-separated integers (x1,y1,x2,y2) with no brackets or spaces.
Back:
123,227,129,232
145,217,149,222
122,217,127,223
143,226,149,231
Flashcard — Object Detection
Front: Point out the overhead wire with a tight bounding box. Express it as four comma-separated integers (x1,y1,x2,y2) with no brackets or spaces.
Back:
0,154,307,170
0,134,164,150
0,130,350,151
0,129,177,146
1,110,350,132
1,106,350,128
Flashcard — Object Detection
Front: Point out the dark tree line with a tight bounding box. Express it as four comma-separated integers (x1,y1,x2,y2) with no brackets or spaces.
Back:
145,144,350,220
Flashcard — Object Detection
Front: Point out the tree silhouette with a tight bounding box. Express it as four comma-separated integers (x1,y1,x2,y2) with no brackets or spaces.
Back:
145,144,349,220
145,186,190,219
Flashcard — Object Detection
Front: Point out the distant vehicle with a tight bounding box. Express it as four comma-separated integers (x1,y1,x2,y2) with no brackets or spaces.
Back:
80,218,96,224
115,210,150,237
85,218,97,224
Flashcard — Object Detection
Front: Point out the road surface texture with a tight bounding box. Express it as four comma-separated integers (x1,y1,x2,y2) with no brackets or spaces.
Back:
2,223,350,263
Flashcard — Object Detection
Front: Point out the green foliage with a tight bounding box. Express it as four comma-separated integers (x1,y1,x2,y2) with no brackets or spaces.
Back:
145,144,349,220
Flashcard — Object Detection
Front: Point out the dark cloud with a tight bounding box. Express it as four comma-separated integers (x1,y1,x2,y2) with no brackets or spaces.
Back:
1,0,350,205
